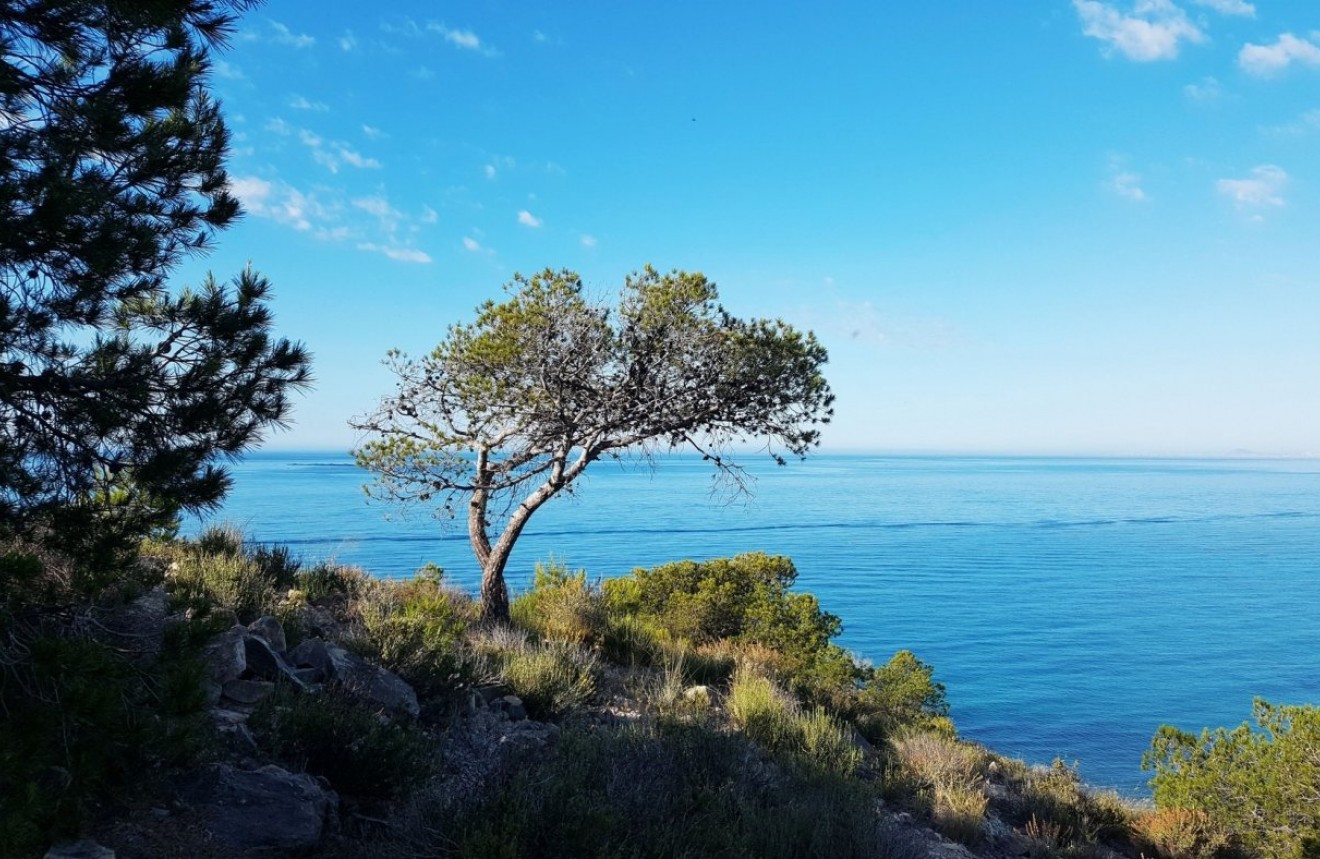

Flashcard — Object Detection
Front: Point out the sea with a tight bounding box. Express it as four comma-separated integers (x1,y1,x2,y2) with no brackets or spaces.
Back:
190,452,1320,796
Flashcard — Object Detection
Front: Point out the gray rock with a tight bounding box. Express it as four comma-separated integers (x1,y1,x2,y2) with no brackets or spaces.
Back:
221,678,276,705
247,615,287,653
200,625,248,704
178,763,336,853
288,636,334,676
499,694,527,721
291,638,419,718
45,838,114,858
243,635,310,690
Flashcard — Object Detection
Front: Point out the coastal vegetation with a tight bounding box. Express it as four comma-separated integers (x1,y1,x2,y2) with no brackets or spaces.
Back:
351,266,834,622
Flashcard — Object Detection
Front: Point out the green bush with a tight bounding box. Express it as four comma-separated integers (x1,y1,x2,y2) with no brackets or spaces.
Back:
499,642,599,720
854,649,950,741
727,669,863,777
602,552,855,700
511,558,606,645
434,720,920,859
250,686,435,801
1145,699,1320,858
352,569,476,702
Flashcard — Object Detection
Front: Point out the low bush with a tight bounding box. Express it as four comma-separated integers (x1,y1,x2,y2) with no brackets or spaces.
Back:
250,686,436,801
511,558,606,645
1133,807,1233,859
429,720,920,859
498,642,599,719
727,668,863,776
888,729,990,846
350,568,477,702
854,649,951,742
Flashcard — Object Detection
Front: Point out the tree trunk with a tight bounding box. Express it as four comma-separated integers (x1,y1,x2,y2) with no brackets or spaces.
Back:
479,545,513,623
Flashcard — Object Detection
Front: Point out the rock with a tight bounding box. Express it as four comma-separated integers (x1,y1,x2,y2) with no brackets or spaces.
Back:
45,838,115,858
243,635,310,690
288,637,334,676
247,615,287,653
178,763,336,853
291,638,419,718
221,678,276,705
478,684,512,704
682,685,711,706
200,625,247,704
499,695,527,721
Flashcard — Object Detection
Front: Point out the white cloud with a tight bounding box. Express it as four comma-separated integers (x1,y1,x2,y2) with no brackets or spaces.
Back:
1216,165,1288,212
265,117,293,135
362,124,384,138
353,196,397,219
213,60,244,80
1184,76,1221,101
298,129,381,173
484,164,497,179
580,234,598,248
1261,109,1320,136
229,175,333,233
462,237,483,252
1239,33,1320,77
289,95,328,111
1110,171,1148,201
357,243,432,264
339,31,358,52
1189,0,1254,16
427,22,498,56
1073,0,1204,61
517,210,543,228
421,206,439,225
337,147,381,169
269,20,315,49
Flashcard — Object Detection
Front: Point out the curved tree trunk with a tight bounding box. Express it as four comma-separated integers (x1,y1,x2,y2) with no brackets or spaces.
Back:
479,549,512,623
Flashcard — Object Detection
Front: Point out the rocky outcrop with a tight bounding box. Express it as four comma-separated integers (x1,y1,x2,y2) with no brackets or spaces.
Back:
177,764,336,853
288,636,420,718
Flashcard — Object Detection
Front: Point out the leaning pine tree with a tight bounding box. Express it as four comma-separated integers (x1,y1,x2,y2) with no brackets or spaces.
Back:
352,267,834,622
0,0,310,571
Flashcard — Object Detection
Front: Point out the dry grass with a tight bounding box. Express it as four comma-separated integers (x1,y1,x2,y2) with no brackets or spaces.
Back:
889,729,991,846
1132,807,1232,859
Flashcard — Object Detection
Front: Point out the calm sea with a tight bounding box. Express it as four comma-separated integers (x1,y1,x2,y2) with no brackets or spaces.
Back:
192,452,1320,795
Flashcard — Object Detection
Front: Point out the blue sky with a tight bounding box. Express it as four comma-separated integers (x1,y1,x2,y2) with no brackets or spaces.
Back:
182,1,1320,456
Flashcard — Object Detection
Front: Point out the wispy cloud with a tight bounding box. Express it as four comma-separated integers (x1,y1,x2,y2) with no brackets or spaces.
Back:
1184,76,1221,101
297,128,382,173
1189,0,1254,16
230,176,335,234
265,117,294,136
1260,109,1320,137
1110,171,1148,201
213,59,245,80
427,22,500,56
484,164,497,179
357,243,432,264
339,31,358,52
517,210,543,228
462,236,484,252
421,206,439,225
362,124,385,139
269,20,315,49
1073,0,1204,61
289,95,328,112
580,234,598,248
1239,33,1320,77
1216,165,1288,216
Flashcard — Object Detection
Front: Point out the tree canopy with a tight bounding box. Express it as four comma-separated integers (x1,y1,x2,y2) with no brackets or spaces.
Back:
0,0,309,561
353,267,833,621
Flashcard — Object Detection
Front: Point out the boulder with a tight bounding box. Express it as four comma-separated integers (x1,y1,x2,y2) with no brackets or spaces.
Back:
247,615,287,654
289,637,419,718
178,764,336,853
498,695,527,721
243,635,310,691
200,625,247,704
221,678,276,705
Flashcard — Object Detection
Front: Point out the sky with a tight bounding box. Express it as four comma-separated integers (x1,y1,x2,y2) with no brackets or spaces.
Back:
179,1,1320,457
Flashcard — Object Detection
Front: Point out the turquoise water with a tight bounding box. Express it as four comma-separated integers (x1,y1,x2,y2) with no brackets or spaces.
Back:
195,453,1320,794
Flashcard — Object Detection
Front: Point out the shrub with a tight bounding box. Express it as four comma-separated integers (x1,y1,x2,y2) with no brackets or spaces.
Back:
168,549,276,621
351,570,477,702
1134,808,1233,859
250,686,435,801
602,553,855,700
855,649,950,741
1145,699,1320,859
889,730,990,846
498,642,599,719
727,668,863,776
511,558,606,645
426,720,917,859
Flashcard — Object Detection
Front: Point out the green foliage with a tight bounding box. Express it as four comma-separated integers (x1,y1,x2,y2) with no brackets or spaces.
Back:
438,721,917,859
497,642,599,720
0,617,211,856
603,552,855,701
250,687,435,801
855,649,951,741
0,0,310,563
352,266,833,621
727,669,863,777
352,571,477,702
511,558,606,645
1145,699,1320,858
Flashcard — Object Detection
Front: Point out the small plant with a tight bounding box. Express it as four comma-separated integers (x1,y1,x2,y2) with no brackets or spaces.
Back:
855,649,950,741
511,557,606,645
250,686,435,800
889,730,990,846
1134,807,1232,859
498,642,599,719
